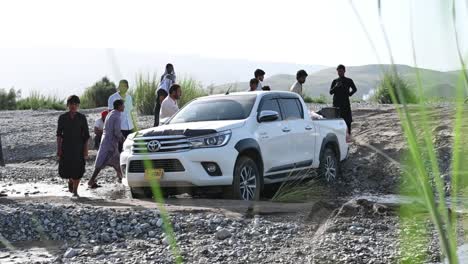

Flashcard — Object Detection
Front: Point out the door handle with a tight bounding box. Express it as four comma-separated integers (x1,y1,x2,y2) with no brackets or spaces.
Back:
305,126,313,130
282,127,291,133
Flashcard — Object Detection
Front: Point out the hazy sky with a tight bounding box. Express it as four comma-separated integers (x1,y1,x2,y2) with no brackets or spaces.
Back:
0,0,467,95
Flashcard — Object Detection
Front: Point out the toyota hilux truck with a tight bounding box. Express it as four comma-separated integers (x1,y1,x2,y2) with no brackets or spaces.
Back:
120,91,349,201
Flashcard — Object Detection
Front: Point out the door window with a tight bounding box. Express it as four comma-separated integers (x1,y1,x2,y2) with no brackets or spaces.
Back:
258,99,282,120
279,99,303,120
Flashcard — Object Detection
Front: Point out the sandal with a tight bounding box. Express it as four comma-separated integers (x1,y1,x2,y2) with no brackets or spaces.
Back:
88,182,102,189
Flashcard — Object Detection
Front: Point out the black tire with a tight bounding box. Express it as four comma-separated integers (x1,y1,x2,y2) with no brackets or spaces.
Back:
319,147,340,183
225,156,262,201
129,187,152,199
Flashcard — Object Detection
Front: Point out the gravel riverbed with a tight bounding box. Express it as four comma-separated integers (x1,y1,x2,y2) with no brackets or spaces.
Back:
0,104,463,263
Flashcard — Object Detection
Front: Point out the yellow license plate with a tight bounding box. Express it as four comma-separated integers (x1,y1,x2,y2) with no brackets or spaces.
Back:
144,169,164,182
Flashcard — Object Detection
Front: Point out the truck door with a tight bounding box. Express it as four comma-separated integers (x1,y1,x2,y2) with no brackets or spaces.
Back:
278,98,316,170
256,97,292,175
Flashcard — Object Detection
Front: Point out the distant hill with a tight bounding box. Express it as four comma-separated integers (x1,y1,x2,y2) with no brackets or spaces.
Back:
213,64,465,99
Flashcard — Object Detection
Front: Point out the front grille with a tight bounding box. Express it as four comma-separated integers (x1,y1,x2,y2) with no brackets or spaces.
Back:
128,159,185,173
132,136,191,154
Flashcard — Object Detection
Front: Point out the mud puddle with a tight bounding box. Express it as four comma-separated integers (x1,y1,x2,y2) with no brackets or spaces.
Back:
0,240,62,263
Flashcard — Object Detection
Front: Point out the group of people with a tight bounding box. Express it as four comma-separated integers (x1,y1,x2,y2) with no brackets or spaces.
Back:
58,64,184,197
248,65,357,135
57,63,357,197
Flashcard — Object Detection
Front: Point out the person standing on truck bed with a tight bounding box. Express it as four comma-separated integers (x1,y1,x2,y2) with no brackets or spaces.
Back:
159,84,182,120
154,63,176,127
330,64,357,134
108,79,135,152
56,95,90,198
248,78,259,92
254,69,265,90
88,99,126,188
290,69,308,98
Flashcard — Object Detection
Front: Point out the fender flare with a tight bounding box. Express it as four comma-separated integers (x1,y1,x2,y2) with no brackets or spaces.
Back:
319,133,340,160
234,138,264,173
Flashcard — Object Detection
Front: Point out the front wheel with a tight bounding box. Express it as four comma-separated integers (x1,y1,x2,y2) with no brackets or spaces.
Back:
226,156,262,201
319,147,340,183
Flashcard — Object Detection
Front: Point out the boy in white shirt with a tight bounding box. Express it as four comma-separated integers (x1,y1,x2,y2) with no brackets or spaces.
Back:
160,84,182,120
107,80,135,151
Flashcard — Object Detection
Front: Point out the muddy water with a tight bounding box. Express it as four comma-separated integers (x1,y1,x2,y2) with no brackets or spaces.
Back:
0,182,130,200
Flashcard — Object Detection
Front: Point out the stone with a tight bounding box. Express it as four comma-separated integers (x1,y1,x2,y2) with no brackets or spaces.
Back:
63,248,79,258
215,229,232,240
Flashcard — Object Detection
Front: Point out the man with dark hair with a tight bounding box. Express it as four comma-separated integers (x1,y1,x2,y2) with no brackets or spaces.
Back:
88,99,125,188
290,70,308,97
107,79,135,151
254,69,265,90
330,64,357,135
160,84,182,120
154,63,176,126
248,78,259,91
57,95,90,197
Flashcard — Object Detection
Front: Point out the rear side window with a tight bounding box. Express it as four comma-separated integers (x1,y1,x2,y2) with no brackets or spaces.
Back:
258,99,282,120
279,99,303,120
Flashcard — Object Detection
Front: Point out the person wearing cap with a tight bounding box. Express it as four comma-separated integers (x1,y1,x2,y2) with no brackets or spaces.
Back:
330,64,357,135
254,69,265,90
107,79,135,152
290,69,308,98
94,110,108,150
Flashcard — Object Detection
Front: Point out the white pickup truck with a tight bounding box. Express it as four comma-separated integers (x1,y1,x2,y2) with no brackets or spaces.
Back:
120,91,349,201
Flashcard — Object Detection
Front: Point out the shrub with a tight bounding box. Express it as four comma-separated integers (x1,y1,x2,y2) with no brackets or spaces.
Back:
178,78,207,107
373,72,418,104
131,74,207,115
304,94,329,104
16,91,65,110
133,73,158,115
81,77,116,109
0,88,18,110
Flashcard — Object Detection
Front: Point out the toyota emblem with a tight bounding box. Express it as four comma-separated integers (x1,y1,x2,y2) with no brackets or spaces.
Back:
147,140,161,152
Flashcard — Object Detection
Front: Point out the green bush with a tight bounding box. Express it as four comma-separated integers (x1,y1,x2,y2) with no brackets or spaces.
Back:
178,78,207,107
81,77,116,109
304,94,329,104
16,91,65,110
0,88,18,110
373,72,418,104
133,73,158,115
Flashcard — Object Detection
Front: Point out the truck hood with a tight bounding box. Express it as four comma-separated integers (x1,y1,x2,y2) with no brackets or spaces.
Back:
136,120,246,138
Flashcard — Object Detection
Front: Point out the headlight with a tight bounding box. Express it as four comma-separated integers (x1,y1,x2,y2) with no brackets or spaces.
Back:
189,131,231,148
123,139,134,152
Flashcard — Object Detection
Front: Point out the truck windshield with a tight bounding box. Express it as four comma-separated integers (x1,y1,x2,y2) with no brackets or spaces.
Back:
170,95,257,124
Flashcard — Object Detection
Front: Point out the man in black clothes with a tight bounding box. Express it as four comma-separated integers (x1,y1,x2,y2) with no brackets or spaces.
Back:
330,64,357,134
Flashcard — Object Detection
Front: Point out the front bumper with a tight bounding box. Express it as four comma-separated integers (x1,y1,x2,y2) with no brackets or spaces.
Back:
120,147,237,188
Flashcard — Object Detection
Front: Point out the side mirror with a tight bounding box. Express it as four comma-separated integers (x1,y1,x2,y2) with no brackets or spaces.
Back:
258,110,279,122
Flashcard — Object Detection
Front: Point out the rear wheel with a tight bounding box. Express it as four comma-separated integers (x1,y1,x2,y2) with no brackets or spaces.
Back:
319,147,339,183
226,156,262,201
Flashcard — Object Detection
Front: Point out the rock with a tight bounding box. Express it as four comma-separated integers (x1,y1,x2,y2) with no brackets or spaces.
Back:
156,219,163,227
93,246,103,255
68,230,79,237
63,248,79,258
215,229,232,240
101,232,111,242
148,231,156,237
